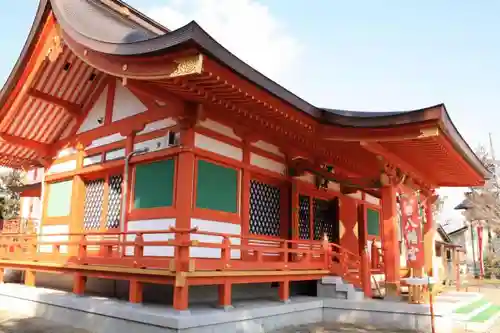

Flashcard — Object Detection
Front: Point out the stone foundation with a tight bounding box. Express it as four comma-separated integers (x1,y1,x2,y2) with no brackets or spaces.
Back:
0,283,457,333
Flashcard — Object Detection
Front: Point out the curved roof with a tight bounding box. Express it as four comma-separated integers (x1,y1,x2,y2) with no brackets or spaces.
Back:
0,0,490,184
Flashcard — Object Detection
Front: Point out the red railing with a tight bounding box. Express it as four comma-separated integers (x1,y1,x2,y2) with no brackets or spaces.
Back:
0,228,365,309
0,218,37,234
0,228,360,273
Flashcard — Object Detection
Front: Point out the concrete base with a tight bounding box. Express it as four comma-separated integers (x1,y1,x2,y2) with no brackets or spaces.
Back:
0,283,463,333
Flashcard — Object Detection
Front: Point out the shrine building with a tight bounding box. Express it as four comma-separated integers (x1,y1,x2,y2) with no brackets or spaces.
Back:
0,0,489,311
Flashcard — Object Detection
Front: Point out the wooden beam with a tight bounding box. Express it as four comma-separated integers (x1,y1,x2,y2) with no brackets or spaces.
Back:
360,141,436,187
324,127,439,142
0,133,50,155
27,88,81,117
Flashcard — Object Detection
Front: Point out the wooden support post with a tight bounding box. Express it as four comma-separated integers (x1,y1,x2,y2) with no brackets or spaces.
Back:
24,270,36,286
440,244,446,283
279,279,290,303
129,279,143,304
424,198,436,277
0,268,4,283
381,185,400,299
73,273,86,296
241,139,251,260
358,203,371,298
218,282,232,309
173,285,189,311
171,104,198,311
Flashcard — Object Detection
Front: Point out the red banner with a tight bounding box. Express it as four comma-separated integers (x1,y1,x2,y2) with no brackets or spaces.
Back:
400,191,423,268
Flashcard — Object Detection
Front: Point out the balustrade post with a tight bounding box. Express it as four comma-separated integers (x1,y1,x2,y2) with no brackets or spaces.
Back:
281,241,289,268
77,235,87,263
322,234,330,269
221,236,231,270
133,233,144,263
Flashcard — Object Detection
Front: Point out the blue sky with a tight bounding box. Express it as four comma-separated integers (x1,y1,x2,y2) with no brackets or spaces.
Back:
1,0,499,226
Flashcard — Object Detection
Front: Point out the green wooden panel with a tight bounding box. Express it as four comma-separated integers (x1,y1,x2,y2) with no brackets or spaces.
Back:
134,159,174,209
367,208,380,236
47,180,73,217
196,160,238,213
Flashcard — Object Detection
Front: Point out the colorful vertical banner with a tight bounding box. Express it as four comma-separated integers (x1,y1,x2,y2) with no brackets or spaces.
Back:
400,191,424,268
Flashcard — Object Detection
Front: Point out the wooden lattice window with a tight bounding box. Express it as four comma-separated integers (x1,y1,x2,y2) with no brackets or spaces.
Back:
83,174,123,231
106,175,123,229
250,180,281,237
83,179,105,230
298,195,310,240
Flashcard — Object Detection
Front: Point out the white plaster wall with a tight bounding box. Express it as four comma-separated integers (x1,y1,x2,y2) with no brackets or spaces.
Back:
134,134,174,154
347,191,362,200
86,133,125,150
20,198,31,219
126,218,176,256
250,153,286,175
83,154,102,166
199,118,241,141
296,172,315,184
194,133,243,161
327,181,340,192
47,160,77,174
251,140,284,157
364,193,380,206
112,81,147,122
190,218,241,259
31,197,42,221
39,225,69,254
105,148,125,161
57,148,77,158
77,87,107,133
137,118,177,135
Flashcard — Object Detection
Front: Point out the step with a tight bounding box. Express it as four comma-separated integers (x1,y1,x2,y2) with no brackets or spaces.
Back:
452,301,491,321
463,304,500,332
469,304,500,323
453,298,488,315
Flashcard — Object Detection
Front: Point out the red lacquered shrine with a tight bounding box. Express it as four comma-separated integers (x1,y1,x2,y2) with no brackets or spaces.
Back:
0,0,488,310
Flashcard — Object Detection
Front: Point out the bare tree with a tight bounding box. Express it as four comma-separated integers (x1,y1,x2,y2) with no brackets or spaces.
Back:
0,169,23,220
458,146,500,256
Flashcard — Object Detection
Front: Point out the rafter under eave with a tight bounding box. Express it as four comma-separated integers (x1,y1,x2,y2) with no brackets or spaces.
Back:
0,133,50,156
27,88,81,117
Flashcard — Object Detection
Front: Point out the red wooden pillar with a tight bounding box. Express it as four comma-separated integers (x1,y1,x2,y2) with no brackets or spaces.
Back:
218,282,232,309
173,109,197,311
24,270,36,286
279,279,290,302
241,139,251,260
381,186,400,298
73,273,86,296
357,203,371,298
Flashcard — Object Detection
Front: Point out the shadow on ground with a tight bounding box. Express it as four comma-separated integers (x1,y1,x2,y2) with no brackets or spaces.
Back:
0,312,90,333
